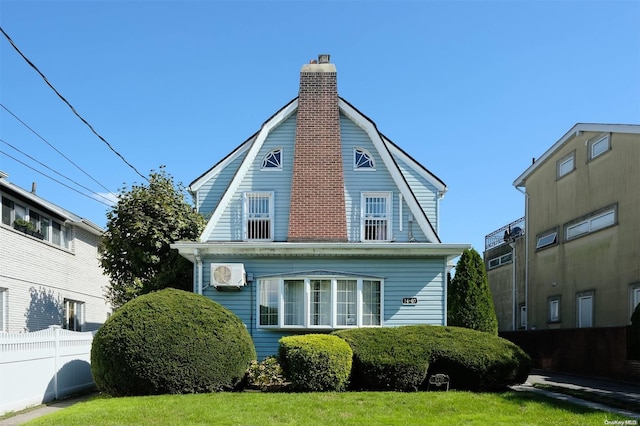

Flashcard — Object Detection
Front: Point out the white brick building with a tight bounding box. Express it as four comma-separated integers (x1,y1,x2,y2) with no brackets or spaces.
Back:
0,172,111,332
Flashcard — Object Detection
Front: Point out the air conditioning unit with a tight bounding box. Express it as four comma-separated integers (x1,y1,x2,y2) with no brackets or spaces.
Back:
211,263,246,289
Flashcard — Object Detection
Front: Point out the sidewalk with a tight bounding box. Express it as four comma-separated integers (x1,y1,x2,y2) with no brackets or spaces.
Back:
0,392,97,426
512,369,640,421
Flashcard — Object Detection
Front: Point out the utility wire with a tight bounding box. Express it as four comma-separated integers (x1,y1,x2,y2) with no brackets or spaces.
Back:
0,138,115,205
1,103,115,195
0,149,114,207
0,26,147,181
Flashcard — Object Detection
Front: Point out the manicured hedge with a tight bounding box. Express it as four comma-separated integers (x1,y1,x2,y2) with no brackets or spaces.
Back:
279,334,352,392
334,325,531,391
91,288,256,396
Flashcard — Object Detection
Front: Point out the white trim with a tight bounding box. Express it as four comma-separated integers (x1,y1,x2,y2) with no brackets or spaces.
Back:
243,191,274,241
199,101,298,241
360,191,392,242
261,147,283,171
190,140,252,192
353,147,376,171
398,193,403,232
384,138,447,193
339,99,440,242
514,123,640,187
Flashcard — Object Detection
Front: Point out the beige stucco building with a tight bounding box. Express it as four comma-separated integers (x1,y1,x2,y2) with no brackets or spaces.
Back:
485,123,640,331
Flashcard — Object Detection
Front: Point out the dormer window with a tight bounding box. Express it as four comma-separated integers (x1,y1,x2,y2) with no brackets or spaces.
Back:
354,148,375,170
261,148,282,170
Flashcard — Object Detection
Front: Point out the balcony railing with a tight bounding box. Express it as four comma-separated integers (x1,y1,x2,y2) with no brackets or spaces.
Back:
485,217,525,250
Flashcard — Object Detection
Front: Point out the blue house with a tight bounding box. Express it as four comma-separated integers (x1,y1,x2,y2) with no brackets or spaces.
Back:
172,55,469,359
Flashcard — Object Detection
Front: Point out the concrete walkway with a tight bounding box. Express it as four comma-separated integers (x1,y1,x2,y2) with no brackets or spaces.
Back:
512,369,640,421
0,392,98,426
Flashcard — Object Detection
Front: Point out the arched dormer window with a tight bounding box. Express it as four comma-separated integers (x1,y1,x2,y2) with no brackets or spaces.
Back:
261,148,282,170
354,147,375,170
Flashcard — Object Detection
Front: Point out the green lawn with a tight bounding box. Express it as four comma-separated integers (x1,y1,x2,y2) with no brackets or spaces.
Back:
23,391,633,426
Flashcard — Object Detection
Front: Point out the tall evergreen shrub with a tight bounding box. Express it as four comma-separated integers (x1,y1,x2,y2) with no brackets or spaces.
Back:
448,248,498,335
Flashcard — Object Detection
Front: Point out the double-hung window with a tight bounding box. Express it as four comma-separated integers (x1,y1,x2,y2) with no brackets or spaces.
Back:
258,276,383,329
362,192,392,241
244,192,274,241
64,299,84,331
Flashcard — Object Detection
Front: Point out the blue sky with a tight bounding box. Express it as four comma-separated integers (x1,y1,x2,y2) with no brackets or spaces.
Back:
1,0,639,254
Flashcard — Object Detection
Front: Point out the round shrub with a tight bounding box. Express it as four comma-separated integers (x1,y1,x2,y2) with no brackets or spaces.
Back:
278,334,352,392
334,325,531,392
332,328,430,391
91,288,256,396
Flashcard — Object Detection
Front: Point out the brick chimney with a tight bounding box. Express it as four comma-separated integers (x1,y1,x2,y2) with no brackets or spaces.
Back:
288,54,347,242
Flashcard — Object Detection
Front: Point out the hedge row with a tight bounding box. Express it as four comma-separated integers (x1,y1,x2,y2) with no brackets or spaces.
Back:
333,325,531,391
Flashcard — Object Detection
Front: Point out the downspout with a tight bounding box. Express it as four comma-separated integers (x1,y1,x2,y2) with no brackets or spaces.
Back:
194,248,203,295
516,186,529,329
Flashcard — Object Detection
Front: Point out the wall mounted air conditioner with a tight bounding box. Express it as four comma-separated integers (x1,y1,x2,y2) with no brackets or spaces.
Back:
210,263,246,289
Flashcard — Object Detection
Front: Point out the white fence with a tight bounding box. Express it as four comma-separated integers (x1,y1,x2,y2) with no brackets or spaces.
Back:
0,326,95,415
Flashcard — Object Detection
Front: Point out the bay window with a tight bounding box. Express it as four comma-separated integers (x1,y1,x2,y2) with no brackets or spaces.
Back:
258,275,383,329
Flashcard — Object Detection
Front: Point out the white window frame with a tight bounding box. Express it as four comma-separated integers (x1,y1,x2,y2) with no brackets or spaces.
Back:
536,230,558,250
257,275,383,329
577,291,594,328
588,134,610,161
630,284,640,319
2,195,68,248
487,252,512,270
64,299,84,331
557,152,575,179
565,206,616,241
548,297,560,323
261,148,283,171
361,192,392,242
243,192,274,241
354,147,375,170
0,288,6,332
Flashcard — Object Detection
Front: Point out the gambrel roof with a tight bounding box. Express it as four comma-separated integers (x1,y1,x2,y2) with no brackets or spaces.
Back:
192,96,447,243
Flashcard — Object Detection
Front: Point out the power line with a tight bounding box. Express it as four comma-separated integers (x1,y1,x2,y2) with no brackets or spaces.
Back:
1,103,114,195
0,26,148,181
0,138,116,205
0,149,114,208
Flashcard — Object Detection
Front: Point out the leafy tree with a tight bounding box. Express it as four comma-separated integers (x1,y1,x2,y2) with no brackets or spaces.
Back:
101,167,205,308
447,248,498,335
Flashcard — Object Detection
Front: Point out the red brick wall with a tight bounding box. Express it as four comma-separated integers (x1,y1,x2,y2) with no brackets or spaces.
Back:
288,67,347,242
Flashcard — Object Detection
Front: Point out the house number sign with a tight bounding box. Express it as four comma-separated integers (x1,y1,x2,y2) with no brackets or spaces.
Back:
402,297,418,305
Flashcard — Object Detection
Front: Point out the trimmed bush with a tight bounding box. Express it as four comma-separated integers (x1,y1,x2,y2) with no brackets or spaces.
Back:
279,334,352,392
91,288,256,396
331,328,429,391
334,325,531,391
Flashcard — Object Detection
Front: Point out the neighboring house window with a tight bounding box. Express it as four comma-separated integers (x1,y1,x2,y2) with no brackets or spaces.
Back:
565,205,616,241
588,134,610,160
0,288,6,332
548,297,560,323
487,252,512,270
361,192,392,241
244,192,274,241
557,152,575,179
577,291,594,328
64,299,84,331
258,276,383,329
519,304,527,329
261,148,282,170
2,196,68,248
354,148,375,170
630,283,640,319
536,229,558,250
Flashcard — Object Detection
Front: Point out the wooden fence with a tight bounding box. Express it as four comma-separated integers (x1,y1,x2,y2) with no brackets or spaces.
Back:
0,326,95,415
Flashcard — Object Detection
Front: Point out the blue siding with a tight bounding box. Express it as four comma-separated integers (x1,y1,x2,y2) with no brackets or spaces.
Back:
197,152,246,218
201,255,445,359
340,114,427,242
394,155,439,230
208,115,296,241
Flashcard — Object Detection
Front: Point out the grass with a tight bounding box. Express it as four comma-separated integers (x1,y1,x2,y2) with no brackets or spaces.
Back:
22,391,634,426
533,383,640,413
